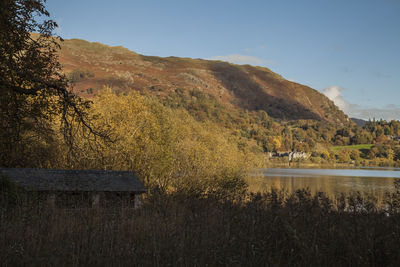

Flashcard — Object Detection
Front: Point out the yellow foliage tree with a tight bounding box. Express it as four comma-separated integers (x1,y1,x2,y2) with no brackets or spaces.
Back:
62,88,261,196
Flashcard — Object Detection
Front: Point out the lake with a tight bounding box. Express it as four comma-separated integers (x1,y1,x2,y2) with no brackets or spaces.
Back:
248,167,400,199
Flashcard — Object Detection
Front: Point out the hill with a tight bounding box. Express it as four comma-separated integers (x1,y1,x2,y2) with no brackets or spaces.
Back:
351,118,367,127
57,38,350,125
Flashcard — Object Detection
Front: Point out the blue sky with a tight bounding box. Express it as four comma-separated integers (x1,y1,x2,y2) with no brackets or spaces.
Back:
46,0,400,120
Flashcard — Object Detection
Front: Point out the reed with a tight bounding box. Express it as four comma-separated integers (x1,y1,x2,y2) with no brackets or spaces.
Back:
1,186,400,266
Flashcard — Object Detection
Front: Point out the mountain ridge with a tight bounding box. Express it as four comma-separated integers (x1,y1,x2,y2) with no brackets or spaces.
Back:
57,37,350,126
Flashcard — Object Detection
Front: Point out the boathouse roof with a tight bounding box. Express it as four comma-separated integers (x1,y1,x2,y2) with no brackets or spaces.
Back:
0,168,146,193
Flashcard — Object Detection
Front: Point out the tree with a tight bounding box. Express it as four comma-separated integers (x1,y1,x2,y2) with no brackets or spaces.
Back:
368,147,378,160
349,150,360,161
0,0,93,167
337,148,351,162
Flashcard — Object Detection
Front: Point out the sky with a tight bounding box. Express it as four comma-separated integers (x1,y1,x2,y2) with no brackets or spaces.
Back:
46,0,400,120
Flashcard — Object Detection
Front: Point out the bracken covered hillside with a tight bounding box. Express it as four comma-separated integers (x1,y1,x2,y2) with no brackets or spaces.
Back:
58,38,349,125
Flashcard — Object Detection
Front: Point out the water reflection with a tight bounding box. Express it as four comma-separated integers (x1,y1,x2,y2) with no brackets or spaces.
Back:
248,168,400,200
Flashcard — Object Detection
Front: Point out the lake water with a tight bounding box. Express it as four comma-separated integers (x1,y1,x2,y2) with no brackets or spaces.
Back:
248,168,400,198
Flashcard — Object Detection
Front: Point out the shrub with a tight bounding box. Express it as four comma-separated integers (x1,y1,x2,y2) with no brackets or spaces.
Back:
67,69,95,84
337,148,351,162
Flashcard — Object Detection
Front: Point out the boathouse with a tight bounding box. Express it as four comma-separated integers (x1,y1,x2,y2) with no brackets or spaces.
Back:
0,168,146,208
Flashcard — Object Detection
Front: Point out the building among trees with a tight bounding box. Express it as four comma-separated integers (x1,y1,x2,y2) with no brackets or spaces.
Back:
0,168,146,208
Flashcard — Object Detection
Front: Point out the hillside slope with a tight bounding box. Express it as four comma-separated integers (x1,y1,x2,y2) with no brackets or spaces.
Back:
58,38,349,125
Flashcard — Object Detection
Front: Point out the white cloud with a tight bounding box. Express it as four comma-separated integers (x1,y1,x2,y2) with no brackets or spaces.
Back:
350,105,400,121
210,54,264,66
322,86,400,120
322,86,349,113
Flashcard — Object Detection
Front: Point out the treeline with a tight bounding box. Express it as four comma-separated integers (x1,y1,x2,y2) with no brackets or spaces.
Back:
159,89,400,165
333,120,400,165
163,89,342,153
333,119,400,145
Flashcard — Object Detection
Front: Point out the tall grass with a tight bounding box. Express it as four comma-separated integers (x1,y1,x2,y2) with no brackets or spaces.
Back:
1,187,400,266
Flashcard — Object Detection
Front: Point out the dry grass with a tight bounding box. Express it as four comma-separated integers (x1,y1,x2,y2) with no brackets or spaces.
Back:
1,187,400,266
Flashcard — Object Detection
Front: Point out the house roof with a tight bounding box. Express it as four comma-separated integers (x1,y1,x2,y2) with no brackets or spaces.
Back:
0,168,146,193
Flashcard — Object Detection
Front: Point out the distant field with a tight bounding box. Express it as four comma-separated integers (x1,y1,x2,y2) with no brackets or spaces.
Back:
331,144,374,151
331,144,374,158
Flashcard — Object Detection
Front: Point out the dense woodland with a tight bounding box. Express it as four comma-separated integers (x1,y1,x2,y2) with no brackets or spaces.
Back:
2,1,400,266
161,88,400,166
